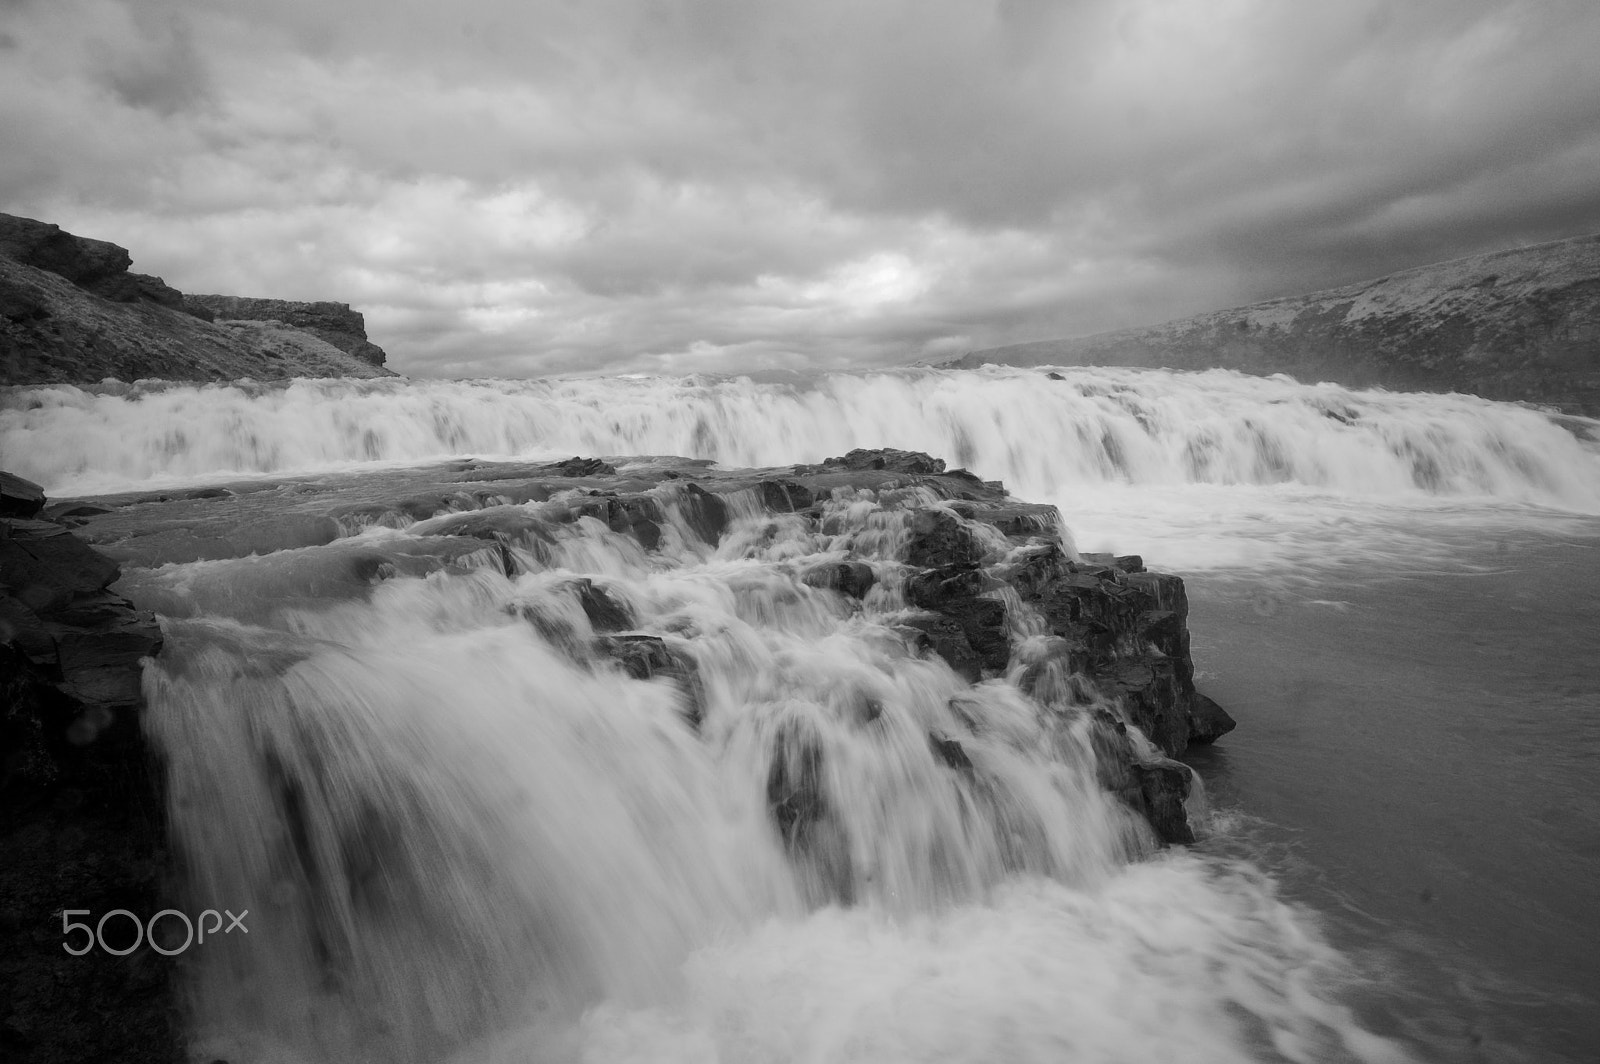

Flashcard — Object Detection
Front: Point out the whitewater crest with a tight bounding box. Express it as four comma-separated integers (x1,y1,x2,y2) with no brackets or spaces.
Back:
5,366,1598,513
108,450,1411,1064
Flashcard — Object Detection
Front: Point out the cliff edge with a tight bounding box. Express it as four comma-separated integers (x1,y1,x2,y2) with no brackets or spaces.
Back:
0,213,395,386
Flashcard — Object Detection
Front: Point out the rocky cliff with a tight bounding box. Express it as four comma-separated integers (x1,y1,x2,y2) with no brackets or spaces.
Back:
0,213,395,386
953,234,1600,416
182,295,388,368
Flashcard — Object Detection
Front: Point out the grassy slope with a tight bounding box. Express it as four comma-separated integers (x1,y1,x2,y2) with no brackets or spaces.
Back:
955,234,1600,414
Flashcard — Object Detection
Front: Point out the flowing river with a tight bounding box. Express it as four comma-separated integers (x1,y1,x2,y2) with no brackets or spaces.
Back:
4,366,1597,1063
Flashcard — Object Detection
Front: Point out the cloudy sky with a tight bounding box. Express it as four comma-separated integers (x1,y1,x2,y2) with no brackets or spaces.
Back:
4,0,1600,377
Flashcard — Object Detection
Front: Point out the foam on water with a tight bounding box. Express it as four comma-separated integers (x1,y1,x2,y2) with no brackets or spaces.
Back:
6,368,1598,512
136,484,1418,1064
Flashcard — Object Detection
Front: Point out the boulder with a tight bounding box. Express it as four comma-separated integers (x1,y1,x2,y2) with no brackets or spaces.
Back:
800,561,877,599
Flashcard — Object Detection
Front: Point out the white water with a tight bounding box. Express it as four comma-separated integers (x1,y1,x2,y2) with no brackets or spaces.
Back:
138,485,1414,1064
6,367,1598,508
17,366,1598,1062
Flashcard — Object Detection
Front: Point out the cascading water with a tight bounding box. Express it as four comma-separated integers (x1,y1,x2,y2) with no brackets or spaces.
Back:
15,365,1600,1061
130,473,1414,1063
6,367,1598,511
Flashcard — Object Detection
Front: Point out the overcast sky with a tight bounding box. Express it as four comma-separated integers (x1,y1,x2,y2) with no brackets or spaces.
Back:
4,0,1599,377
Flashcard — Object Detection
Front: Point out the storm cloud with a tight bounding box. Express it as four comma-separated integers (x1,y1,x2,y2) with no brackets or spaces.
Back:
4,0,1599,376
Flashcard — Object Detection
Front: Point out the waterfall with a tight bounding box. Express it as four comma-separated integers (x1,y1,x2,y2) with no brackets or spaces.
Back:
132,475,1415,1063
6,367,1599,512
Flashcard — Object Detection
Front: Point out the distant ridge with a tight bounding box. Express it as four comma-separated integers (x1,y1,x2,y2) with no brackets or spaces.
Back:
949,234,1600,416
0,212,396,386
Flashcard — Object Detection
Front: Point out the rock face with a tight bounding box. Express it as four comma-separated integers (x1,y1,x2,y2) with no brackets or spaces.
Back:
183,295,388,367
0,472,177,1062
954,233,1600,416
0,212,395,385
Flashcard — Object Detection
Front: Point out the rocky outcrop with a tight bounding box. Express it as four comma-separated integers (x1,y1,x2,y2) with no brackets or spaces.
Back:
0,212,396,385
59,449,1232,849
954,233,1600,416
183,295,388,367
0,472,178,1063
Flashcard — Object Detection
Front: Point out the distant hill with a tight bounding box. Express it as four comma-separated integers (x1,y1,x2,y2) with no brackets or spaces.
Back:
0,213,396,386
949,235,1600,416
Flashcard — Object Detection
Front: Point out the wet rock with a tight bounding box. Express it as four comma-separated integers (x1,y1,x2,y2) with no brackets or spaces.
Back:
1131,761,1195,845
1096,658,1190,759
0,518,121,612
555,456,616,478
677,483,730,546
757,479,814,512
906,566,987,610
570,492,663,550
928,732,974,772
810,448,946,475
899,614,983,683
0,491,177,1063
800,561,877,599
765,722,852,901
951,500,1060,539
1188,692,1238,745
569,578,633,633
904,508,983,569
596,634,705,727
766,723,826,842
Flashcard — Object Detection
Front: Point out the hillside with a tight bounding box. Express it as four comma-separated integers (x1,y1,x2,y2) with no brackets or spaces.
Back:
951,235,1600,415
0,213,396,386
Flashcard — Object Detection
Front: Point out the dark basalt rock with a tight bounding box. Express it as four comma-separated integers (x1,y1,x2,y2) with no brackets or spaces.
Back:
569,578,633,633
757,479,814,512
1130,762,1195,845
899,614,983,683
1188,692,1238,745
556,456,617,478
928,732,974,772
906,565,987,609
800,561,877,599
949,499,1059,538
1,470,46,518
676,483,730,546
595,634,705,727
765,721,853,903
0,476,177,1062
807,447,947,475
904,508,984,569
569,492,663,550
